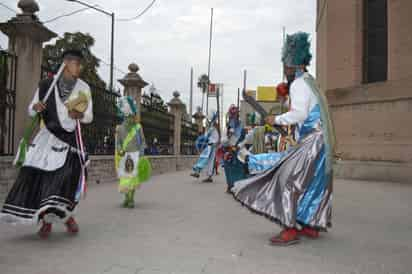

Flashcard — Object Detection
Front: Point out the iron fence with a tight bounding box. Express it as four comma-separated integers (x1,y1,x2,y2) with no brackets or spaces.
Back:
141,97,174,155
82,84,120,155
0,50,17,156
181,117,198,155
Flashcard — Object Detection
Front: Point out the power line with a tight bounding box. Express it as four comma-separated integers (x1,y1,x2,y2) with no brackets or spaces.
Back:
0,2,18,14
100,58,127,75
117,0,156,22
43,6,96,24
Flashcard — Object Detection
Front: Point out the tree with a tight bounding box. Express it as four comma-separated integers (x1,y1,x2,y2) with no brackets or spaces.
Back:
42,32,106,89
197,74,209,114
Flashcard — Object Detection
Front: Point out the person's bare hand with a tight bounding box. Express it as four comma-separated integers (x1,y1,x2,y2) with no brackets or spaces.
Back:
69,110,84,120
33,102,46,113
265,115,276,125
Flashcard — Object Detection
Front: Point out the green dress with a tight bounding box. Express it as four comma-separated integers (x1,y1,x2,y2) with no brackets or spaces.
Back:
115,122,145,193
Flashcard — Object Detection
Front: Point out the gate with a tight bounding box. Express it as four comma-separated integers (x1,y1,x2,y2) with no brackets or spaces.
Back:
0,50,17,156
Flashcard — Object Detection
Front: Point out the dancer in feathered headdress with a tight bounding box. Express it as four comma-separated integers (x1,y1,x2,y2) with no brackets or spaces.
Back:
218,105,247,193
231,32,336,246
191,111,220,183
115,96,151,208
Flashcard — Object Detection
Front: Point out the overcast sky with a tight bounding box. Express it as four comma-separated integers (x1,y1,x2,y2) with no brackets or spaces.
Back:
0,0,317,115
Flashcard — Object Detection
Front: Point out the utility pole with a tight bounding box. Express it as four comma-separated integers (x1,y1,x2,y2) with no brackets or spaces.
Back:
237,87,240,109
206,7,214,117
189,67,193,119
281,26,286,113
110,12,115,92
243,69,247,95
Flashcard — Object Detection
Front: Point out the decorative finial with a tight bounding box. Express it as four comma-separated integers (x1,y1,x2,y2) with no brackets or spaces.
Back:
18,0,39,14
173,91,180,98
128,63,139,73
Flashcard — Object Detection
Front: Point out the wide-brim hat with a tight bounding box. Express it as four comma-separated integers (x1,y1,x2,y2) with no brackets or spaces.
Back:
62,49,84,60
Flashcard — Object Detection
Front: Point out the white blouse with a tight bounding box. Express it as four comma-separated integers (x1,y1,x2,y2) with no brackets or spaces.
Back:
275,75,317,127
24,78,93,171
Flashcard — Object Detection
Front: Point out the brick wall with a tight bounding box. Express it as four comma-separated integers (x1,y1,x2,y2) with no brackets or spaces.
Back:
327,74,412,163
316,0,412,182
0,155,198,203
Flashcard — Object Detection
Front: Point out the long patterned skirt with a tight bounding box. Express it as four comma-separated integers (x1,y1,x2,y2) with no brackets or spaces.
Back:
0,151,81,225
231,130,333,230
223,152,249,188
193,145,217,177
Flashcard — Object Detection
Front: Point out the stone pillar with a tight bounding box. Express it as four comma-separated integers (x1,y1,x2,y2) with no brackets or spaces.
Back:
168,91,185,155
118,63,148,120
0,0,57,152
192,106,205,134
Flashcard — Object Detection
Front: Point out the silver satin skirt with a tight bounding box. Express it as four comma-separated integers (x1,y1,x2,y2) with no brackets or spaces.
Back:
231,129,332,230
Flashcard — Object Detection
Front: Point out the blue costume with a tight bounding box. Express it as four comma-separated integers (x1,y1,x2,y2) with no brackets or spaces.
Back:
231,32,336,245
219,105,248,192
191,112,220,182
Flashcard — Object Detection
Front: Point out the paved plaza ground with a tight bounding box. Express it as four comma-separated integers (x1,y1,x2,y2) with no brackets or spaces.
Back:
0,171,411,274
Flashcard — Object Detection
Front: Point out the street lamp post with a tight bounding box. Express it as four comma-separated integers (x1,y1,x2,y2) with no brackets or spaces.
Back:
66,0,115,92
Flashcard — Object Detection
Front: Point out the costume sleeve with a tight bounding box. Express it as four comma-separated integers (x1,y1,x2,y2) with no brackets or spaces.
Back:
115,126,122,152
139,127,146,155
237,129,254,148
208,128,220,144
275,79,311,126
28,88,40,117
80,86,93,124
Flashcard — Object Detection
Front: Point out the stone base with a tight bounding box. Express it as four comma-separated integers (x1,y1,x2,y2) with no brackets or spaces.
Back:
334,160,412,183
0,155,198,203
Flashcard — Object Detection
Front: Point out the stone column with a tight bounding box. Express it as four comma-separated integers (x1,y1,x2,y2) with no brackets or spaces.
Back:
168,91,185,155
0,0,57,152
192,106,205,134
118,63,148,120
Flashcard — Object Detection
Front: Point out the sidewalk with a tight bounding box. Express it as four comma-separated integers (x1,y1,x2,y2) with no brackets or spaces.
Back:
0,171,411,274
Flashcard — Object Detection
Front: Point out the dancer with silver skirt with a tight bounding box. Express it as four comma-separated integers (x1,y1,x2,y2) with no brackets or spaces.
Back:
232,32,336,246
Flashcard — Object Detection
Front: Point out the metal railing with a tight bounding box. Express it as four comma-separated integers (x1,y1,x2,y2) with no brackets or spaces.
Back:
0,50,17,156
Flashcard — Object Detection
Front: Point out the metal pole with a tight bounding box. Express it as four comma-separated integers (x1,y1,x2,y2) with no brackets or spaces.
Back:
205,86,209,116
190,67,193,119
110,12,115,92
201,88,205,114
243,70,247,123
282,26,286,82
281,26,286,113
243,69,247,94
220,84,224,129
237,87,240,109
216,84,220,134
67,1,115,91
70,0,111,16
206,8,214,117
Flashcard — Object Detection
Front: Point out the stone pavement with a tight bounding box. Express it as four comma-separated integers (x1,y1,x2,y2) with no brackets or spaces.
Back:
0,171,411,274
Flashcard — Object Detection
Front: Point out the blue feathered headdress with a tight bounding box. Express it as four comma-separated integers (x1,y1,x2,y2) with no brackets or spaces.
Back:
116,96,138,122
282,32,312,67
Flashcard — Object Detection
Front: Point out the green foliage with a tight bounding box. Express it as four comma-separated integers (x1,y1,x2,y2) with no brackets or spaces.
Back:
42,32,106,89
197,74,209,93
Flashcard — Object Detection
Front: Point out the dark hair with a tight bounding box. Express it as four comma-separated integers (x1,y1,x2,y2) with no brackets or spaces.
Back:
62,49,84,60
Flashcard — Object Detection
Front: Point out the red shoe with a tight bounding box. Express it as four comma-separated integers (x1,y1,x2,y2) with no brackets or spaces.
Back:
298,226,320,239
65,217,79,234
38,221,52,239
270,228,300,246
